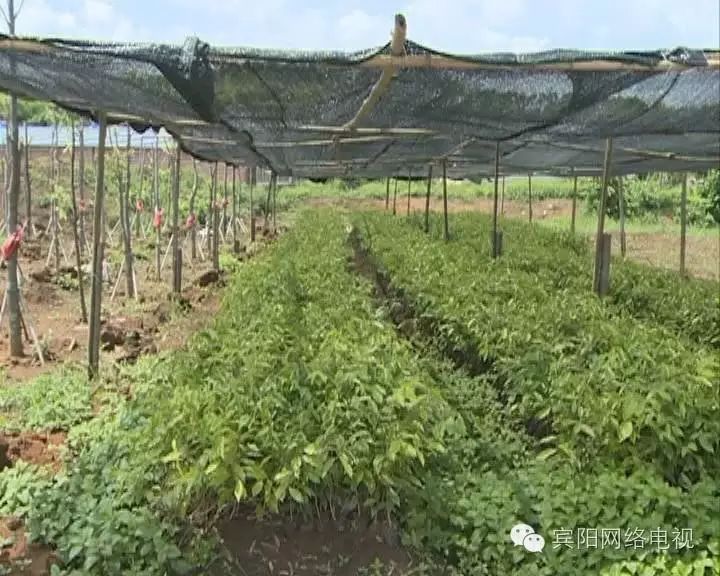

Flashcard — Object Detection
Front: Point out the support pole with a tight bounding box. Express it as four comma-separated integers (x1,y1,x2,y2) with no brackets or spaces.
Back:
212,163,220,270
442,160,449,241
528,173,533,223
6,81,22,355
385,177,390,210
392,178,398,215
250,165,256,242
232,166,239,253
69,123,88,323
406,168,412,216
121,126,135,299
154,135,161,281
78,126,86,253
593,138,613,296
571,170,577,234
272,172,277,234
424,165,433,233
223,164,229,241
88,113,108,379
491,142,502,258
172,144,181,293
618,177,627,257
23,123,31,236
680,173,688,276
500,175,505,215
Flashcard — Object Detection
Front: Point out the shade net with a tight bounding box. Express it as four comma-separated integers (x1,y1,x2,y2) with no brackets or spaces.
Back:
0,35,717,178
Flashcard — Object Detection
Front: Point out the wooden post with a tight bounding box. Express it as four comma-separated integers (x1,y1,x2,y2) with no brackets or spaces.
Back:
424,165,433,233
442,160,449,241
250,165,256,242
154,135,161,281
121,126,135,298
406,168,412,215
528,173,533,223
78,126,86,252
618,177,626,257
190,159,198,259
23,123,31,236
392,178,398,215
571,171,577,234
69,123,87,323
680,173,688,276
232,166,239,253
88,113,108,379
272,172,277,234
211,163,219,270
598,233,612,296
171,144,181,293
385,177,390,210
500,175,505,215
491,142,502,258
593,138,613,295
223,164,229,240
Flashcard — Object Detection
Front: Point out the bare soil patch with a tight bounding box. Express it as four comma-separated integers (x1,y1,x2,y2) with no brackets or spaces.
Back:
0,431,66,472
0,517,58,576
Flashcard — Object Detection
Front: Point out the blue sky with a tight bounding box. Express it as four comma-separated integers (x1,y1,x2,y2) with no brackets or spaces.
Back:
16,0,720,53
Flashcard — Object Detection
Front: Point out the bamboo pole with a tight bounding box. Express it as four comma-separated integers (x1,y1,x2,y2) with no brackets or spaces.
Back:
571,171,577,234
223,164,229,240
406,168,412,215
424,165,433,233
442,160,449,241
121,126,135,299
78,126,86,253
500,175,505,215
232,166,239,253
23,123,31,236
680,173,688,276
69,123,88,323
528,174,533,223
392,178,398,215
154,135,161,281
618,177,626,257
492,142,501,258
593,138,613,295
88,113,108,379
172,144,181,293
250,165,256,242
272,172,277,234
211,163,219,270
385,177,390,210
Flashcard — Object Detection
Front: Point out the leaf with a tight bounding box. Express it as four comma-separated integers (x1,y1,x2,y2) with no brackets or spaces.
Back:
619,421,634,442
536,448,557,461
339,453,353,478
288,487,304,503
233,479,247,502
575,423,596,438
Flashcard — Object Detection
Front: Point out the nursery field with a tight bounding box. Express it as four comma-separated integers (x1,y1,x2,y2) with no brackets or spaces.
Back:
0,207,718,575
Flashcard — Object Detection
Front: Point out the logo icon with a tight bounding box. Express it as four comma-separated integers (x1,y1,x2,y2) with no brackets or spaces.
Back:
511,523,546,553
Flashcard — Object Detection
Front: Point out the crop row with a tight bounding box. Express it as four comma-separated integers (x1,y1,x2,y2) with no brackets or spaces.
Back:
353,212,719,485
419,212,719,348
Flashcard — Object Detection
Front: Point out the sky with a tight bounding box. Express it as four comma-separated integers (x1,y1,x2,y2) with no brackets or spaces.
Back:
11,0,720,53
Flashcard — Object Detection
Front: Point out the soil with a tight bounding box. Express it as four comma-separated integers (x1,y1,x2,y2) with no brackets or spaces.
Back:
0,223,252,381
0,431,66,473
211,509,414,576
0,517,58,576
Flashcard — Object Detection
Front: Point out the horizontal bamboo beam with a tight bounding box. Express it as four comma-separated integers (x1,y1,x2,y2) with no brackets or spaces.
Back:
295,125,438,136
543,140,720,163
360,53,720,71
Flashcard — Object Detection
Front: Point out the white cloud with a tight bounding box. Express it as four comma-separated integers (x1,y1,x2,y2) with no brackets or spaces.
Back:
83,0,114,24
